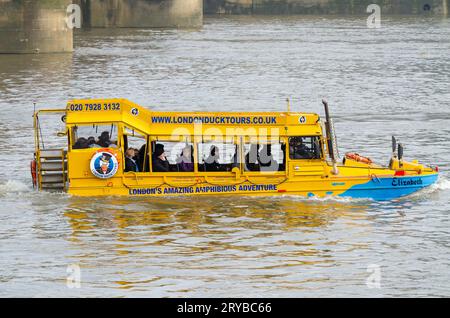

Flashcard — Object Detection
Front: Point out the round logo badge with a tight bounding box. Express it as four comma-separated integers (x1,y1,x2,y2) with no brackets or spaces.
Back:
131,108,139,116
90,150,119,179
299,116,306,124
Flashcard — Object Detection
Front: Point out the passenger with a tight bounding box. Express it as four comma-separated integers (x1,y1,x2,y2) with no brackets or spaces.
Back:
98,131,111,147
231,150,239,170
280,143,287,171
177,145,194,172
132,147,140,166
133,148,140,161
205,145,221,171
73,137,88,149
290,138,313,159
259,144,278,171
87,136,101,148
152,144,169,172
124,148,139,172
245,144,260,171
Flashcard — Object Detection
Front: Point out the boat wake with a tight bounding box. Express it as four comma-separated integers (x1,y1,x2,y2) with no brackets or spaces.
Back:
272,193,374,204
0,179,66,197
434,176,450,191
0,180,30,196
406,175,450,200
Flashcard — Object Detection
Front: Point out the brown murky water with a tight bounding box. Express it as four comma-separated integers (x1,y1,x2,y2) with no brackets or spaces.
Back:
0,16,449,297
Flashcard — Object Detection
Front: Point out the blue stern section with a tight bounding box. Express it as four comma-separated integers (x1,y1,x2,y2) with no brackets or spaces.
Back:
339,174,439,201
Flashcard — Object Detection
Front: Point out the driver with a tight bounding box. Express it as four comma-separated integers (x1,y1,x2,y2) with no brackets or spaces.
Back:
290,137,313,159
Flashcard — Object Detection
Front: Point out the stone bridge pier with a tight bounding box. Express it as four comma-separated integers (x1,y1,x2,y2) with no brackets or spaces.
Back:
75,0,203,28
204,0,449,15
0,0,73,54
0,0,203,54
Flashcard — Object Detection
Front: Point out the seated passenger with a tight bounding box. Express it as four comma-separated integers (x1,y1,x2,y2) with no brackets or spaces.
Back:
231,151,239,170
245,144,260,171
98,131,111,147
152,144,169,172
124,148,139,172
205,145,221,171
280,143,287,171
133,148,140,161
87,136,101,148
177,145,194,172
259,144,278,172
290,138,313,159
73,137,88,149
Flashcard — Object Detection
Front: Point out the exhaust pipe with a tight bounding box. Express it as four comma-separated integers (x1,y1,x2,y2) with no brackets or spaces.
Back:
322,99,339,175
392,136,397,158
398,143,404,167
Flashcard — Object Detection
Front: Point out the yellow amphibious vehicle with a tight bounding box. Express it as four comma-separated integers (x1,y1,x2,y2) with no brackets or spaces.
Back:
32,99,439,200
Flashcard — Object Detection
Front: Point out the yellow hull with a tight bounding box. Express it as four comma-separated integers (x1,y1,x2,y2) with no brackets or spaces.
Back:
67,167,438,201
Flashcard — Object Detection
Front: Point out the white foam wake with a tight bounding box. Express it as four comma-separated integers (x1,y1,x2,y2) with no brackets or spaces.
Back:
408,175,450,199
434,177,450,191
0,180,30,195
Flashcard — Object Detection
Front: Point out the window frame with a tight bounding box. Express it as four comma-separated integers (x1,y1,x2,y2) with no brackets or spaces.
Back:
121,125,149,173
242,137,287,175
69,123,120,151
288,135,324,161
196,140,240,174
148,136,197,174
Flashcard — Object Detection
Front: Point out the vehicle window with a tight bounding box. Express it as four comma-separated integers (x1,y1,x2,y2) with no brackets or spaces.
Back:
123,127,148,172
198,142,238,172
151,141,194,173
289,136,322,160
243,142,286,172
72,124,118,150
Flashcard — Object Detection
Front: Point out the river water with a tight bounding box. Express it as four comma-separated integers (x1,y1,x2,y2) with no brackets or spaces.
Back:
0,16,449,297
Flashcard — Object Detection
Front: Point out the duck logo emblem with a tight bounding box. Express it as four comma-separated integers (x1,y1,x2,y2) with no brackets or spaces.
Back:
90,150,119,179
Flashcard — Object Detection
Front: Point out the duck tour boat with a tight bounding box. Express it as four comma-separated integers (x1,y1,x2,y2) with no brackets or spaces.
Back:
31,98,439,200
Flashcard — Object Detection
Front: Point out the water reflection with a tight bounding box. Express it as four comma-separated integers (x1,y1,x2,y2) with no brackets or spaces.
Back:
64,196,372,235
61,196,377,293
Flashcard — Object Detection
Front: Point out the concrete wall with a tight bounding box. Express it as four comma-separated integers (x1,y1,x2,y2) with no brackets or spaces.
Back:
76,0,203,28
0,0,73,54
204,0,450,15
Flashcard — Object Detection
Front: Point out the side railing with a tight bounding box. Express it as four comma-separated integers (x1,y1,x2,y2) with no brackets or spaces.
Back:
33,109,68,192
36,149,67,191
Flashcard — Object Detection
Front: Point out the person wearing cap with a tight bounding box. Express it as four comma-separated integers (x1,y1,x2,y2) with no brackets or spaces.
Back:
152,144,170,172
